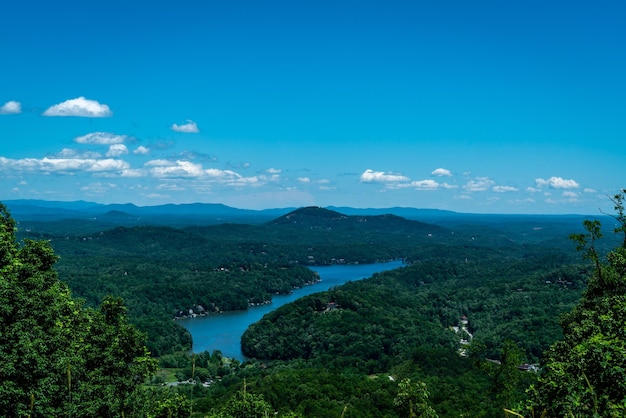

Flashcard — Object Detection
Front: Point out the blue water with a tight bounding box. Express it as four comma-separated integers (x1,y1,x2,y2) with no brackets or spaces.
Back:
178,260,404,360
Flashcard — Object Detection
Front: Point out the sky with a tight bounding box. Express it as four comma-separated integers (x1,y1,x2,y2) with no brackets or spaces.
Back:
1,1,624,214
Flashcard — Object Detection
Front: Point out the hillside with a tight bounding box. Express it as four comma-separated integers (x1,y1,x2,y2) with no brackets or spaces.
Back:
268,206,442,235
4,197,622,417
10,200,616,257
5,199,292,232
31,206,459,356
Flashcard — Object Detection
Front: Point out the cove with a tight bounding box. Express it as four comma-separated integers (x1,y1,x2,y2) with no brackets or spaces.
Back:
178,259,404,360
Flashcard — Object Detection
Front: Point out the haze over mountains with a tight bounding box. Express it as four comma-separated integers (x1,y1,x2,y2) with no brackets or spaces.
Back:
4,198,596,225
4,199,287,225
6,198,617,252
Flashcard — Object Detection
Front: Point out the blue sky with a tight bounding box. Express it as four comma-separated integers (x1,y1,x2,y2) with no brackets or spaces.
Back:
1,1,624,214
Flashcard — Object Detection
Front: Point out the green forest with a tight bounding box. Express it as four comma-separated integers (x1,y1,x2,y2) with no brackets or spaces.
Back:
2,190,626,416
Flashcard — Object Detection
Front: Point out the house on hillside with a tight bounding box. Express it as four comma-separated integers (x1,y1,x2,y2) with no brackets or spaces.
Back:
326,302,339,312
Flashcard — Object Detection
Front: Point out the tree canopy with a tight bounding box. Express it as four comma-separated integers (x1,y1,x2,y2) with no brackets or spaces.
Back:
0,203,157,416
4,190,626,417
527,190,626,416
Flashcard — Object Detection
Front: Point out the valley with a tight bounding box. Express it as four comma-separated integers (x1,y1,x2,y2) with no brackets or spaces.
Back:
4,199,624,417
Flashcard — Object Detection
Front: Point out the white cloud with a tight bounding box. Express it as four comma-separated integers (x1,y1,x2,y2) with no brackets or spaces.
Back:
562,191,578,198
267,168,282,174
206,168,262,187
120,169,145,177
409,179,440,190
75,132,127,145
157,183,186,192
455,194,473,200
144,160,260,187
0,100,21,114
80,182,119,195
535,176,579,189
106,144,128,157
171,119,199,133
224,175,261,187
176,151,216,164
149,160,205,178
431,168,452,177
298,177,311,183
145,159,175,167
133,146,150,155
265,173,281,182
43,97,112,117
463,177,495,192
0,156,129,172
583,188,596,193
493,185,519,193
50,158,129,172
146,193,171,199
204,168,241,179
55,148,102,159
513,198,536,205
360,169,409,183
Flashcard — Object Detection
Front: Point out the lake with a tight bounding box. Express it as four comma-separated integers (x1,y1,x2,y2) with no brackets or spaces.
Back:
178,259,404,360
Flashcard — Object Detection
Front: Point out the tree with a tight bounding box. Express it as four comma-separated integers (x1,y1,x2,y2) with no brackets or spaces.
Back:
0,203,157,416
131,387,191,418
209,379,275,418
526,190,626,416
472,340,530,411
393,378,439,418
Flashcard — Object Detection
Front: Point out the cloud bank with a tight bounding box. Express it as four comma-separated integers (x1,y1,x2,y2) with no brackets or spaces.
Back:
0,156,129,172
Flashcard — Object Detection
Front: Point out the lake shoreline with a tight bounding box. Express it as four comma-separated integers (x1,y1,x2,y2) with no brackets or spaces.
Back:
178,260,404,360
173,259,403,320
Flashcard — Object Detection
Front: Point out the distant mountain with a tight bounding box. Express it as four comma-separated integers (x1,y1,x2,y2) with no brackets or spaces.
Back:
268,206,350,227
266,206,448,241
4,199,615,248
182,206,454,253
3,199,293,227
326,206,458,221
4,200,465,225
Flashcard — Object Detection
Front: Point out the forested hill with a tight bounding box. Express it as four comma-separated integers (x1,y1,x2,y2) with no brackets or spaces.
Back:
23,207,455,357
6,196,626,416
268,206,442,234
4,204,518,357
7,199,609,245
186,206,451,251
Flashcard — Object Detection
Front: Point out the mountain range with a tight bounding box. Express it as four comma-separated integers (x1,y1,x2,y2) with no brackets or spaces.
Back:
5,198,615,249
4,199,596,224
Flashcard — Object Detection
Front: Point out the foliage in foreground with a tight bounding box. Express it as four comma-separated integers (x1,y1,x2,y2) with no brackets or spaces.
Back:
526,190,626,416
0,203,157,416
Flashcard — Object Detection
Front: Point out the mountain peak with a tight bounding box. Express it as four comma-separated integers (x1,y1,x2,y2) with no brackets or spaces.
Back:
268,206,348,226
